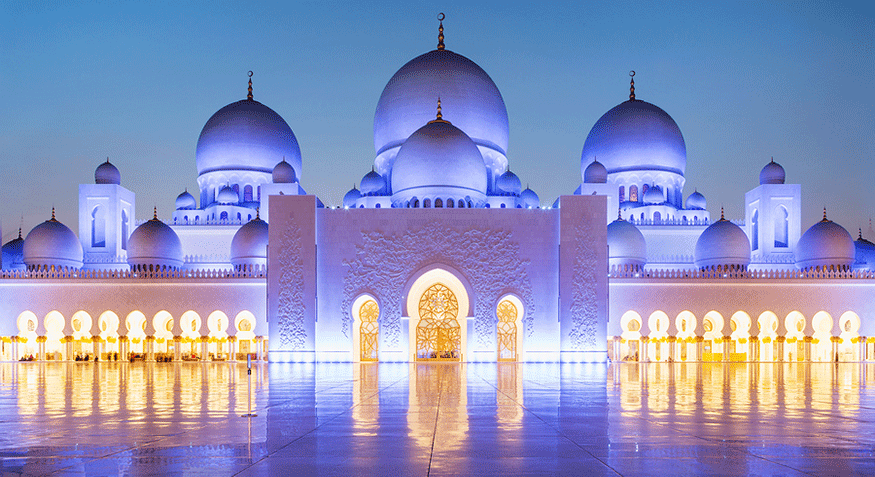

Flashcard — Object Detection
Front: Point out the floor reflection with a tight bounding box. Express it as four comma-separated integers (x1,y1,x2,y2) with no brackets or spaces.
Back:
0,362,873,475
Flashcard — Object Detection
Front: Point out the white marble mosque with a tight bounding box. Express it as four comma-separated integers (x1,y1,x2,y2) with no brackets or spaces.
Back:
3,18,875,365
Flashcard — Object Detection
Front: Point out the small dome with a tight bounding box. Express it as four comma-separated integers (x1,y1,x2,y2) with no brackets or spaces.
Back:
343,187,361,208
217,185,239,205
127,215,183,270
2,230,25,270
23,213,84,270
391,118,487,205
694,216,751,269
175,190,197,210
643,185,664,205
854,231,875,270
608,218,646,268
759,159,785,185
272,158,297,184
496,169,522,196
796,214,855,270
519,187,539,208
95,159,121,185
685,190,706,210
231,216,268,268
583,158,608,184
360,169,386,196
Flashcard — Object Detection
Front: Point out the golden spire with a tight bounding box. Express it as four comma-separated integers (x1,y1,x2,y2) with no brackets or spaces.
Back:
247,71,254,100
437,13,445,50
18,227,22,239
822,207,828,222
436,97,442,120
618,208,623,221
51,207,56,221
859,228,863,240
720,206,725,221
629,70,636,101
256,207,260,220
153,206,158,220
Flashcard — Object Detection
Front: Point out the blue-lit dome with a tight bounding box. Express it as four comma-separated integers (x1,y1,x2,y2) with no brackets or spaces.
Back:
686,190,706,210
583,158,608,184
391,118,487,205
519,187,539,208
643,185,664,205
608,218,646,268
496,169,522,196
216,185,239,205
694,217,751,269
759,159,786,185
343,187,361,208
374,49,508,177
127,216,183,270
175,190,197,210
796,215,855,270
95,159,121,185
2,230,25,270
854,231,875,270
23,214,83,270
231,216,268,268
272,158,297,184
581,99,686,178
196,98,302,180
360,169,386,196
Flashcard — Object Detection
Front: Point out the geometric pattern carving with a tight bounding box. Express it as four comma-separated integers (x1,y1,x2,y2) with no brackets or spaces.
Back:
415,283,460,360
569,223,599,350
276,222,306,350
496,300,517,361
359,300,379,361
341,222,534,349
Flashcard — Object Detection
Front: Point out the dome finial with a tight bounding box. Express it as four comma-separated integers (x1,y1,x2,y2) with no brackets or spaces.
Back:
859,228,863,240
437,13,445,50
618,207,623,221
256,207,260,220
153,206,158,220
51,207,56,221
247,71,254,101
105,156,110,164
822,207,828,222
720,206,725,221
629,70,636,101
436,96,442,120
770,156,774,163
18,227,22,239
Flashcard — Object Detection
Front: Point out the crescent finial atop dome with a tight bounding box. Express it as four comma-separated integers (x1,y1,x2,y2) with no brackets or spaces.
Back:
437,13,445,50
629,70,636,101
247,71,254,101
428,97,449,124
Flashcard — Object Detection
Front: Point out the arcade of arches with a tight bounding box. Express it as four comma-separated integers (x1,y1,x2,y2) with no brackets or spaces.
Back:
613,309,870,363
10,310,266,362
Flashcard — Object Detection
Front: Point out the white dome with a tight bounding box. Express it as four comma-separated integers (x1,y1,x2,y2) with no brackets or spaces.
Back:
694,218,751,269
390,118,487,205
95,159,121,185
175,190,197,210
231,217,268,268
2,231,25,270
686,190,706,210
643,185,664,204
272,158,297,184
343,187,361,208
796,216,855,270
582,99,686,179
216,185,239,205
583,158,608,184
127,217,183,270
854,232,875,270
495,170,522,196
196,97,302,180
360,169,386,196
760,159,786,185
374,48,508,177
607,218,646,268
519,187,539,208
23,214,83,270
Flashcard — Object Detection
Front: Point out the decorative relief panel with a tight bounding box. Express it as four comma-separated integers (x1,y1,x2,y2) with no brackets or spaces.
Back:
569,223,598,350
276,222,306,349
341,223,533,348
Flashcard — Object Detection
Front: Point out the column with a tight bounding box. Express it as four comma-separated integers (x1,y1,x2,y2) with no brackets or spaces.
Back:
173,336,182,361
146,336,155,361
201,337,209,362
255,337,263,361
65,337,73,361
641,337,649,362
696,336,704,362
38,336,46,361
723,336,731,362
228,337,238,362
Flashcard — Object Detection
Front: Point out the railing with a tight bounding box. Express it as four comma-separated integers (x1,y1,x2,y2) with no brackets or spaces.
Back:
610,265,875,280
0,265,267,280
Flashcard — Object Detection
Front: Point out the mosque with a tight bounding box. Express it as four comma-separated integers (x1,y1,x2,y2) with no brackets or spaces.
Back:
2,17,874,364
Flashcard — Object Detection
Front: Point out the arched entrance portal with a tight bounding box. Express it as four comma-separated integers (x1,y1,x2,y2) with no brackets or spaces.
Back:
496,299,518,361
416,283,461,361
359,300,379,361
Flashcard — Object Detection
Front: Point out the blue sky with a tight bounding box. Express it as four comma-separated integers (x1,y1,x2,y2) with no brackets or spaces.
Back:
1,1,872,242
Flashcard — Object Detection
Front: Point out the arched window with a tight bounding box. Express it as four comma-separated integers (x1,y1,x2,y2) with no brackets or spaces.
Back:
642,184,649,197
232,184,240,196
653,211,661,222
416,283,460,360
423,198,431,208
751,209,759,251
619,186,625,202
236,212,242,221
775,206,789,247
500,203,506,208
447,199,454,208
413,199,419,208
243,185,253,202
359,300,379,361
458,200,464,208
466,200,472,208
497,300,518,361
629,185,638,202
91,205,106,248
435,198,443,208
121,210,129,250
220,211,229,221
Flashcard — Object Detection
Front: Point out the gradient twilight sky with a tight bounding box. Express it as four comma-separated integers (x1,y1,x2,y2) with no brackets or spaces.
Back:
1,1,873,243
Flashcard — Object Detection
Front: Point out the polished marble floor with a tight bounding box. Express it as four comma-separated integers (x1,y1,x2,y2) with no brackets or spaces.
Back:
0,362,873,476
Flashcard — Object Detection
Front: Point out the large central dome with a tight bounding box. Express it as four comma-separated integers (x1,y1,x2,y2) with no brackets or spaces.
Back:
581,99,686,178
374,49,509,181
196,98,302,179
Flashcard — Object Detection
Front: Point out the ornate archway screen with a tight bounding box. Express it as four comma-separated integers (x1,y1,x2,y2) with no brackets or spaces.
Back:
360,300,379,361
416,283,461,360
497,300,517,361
